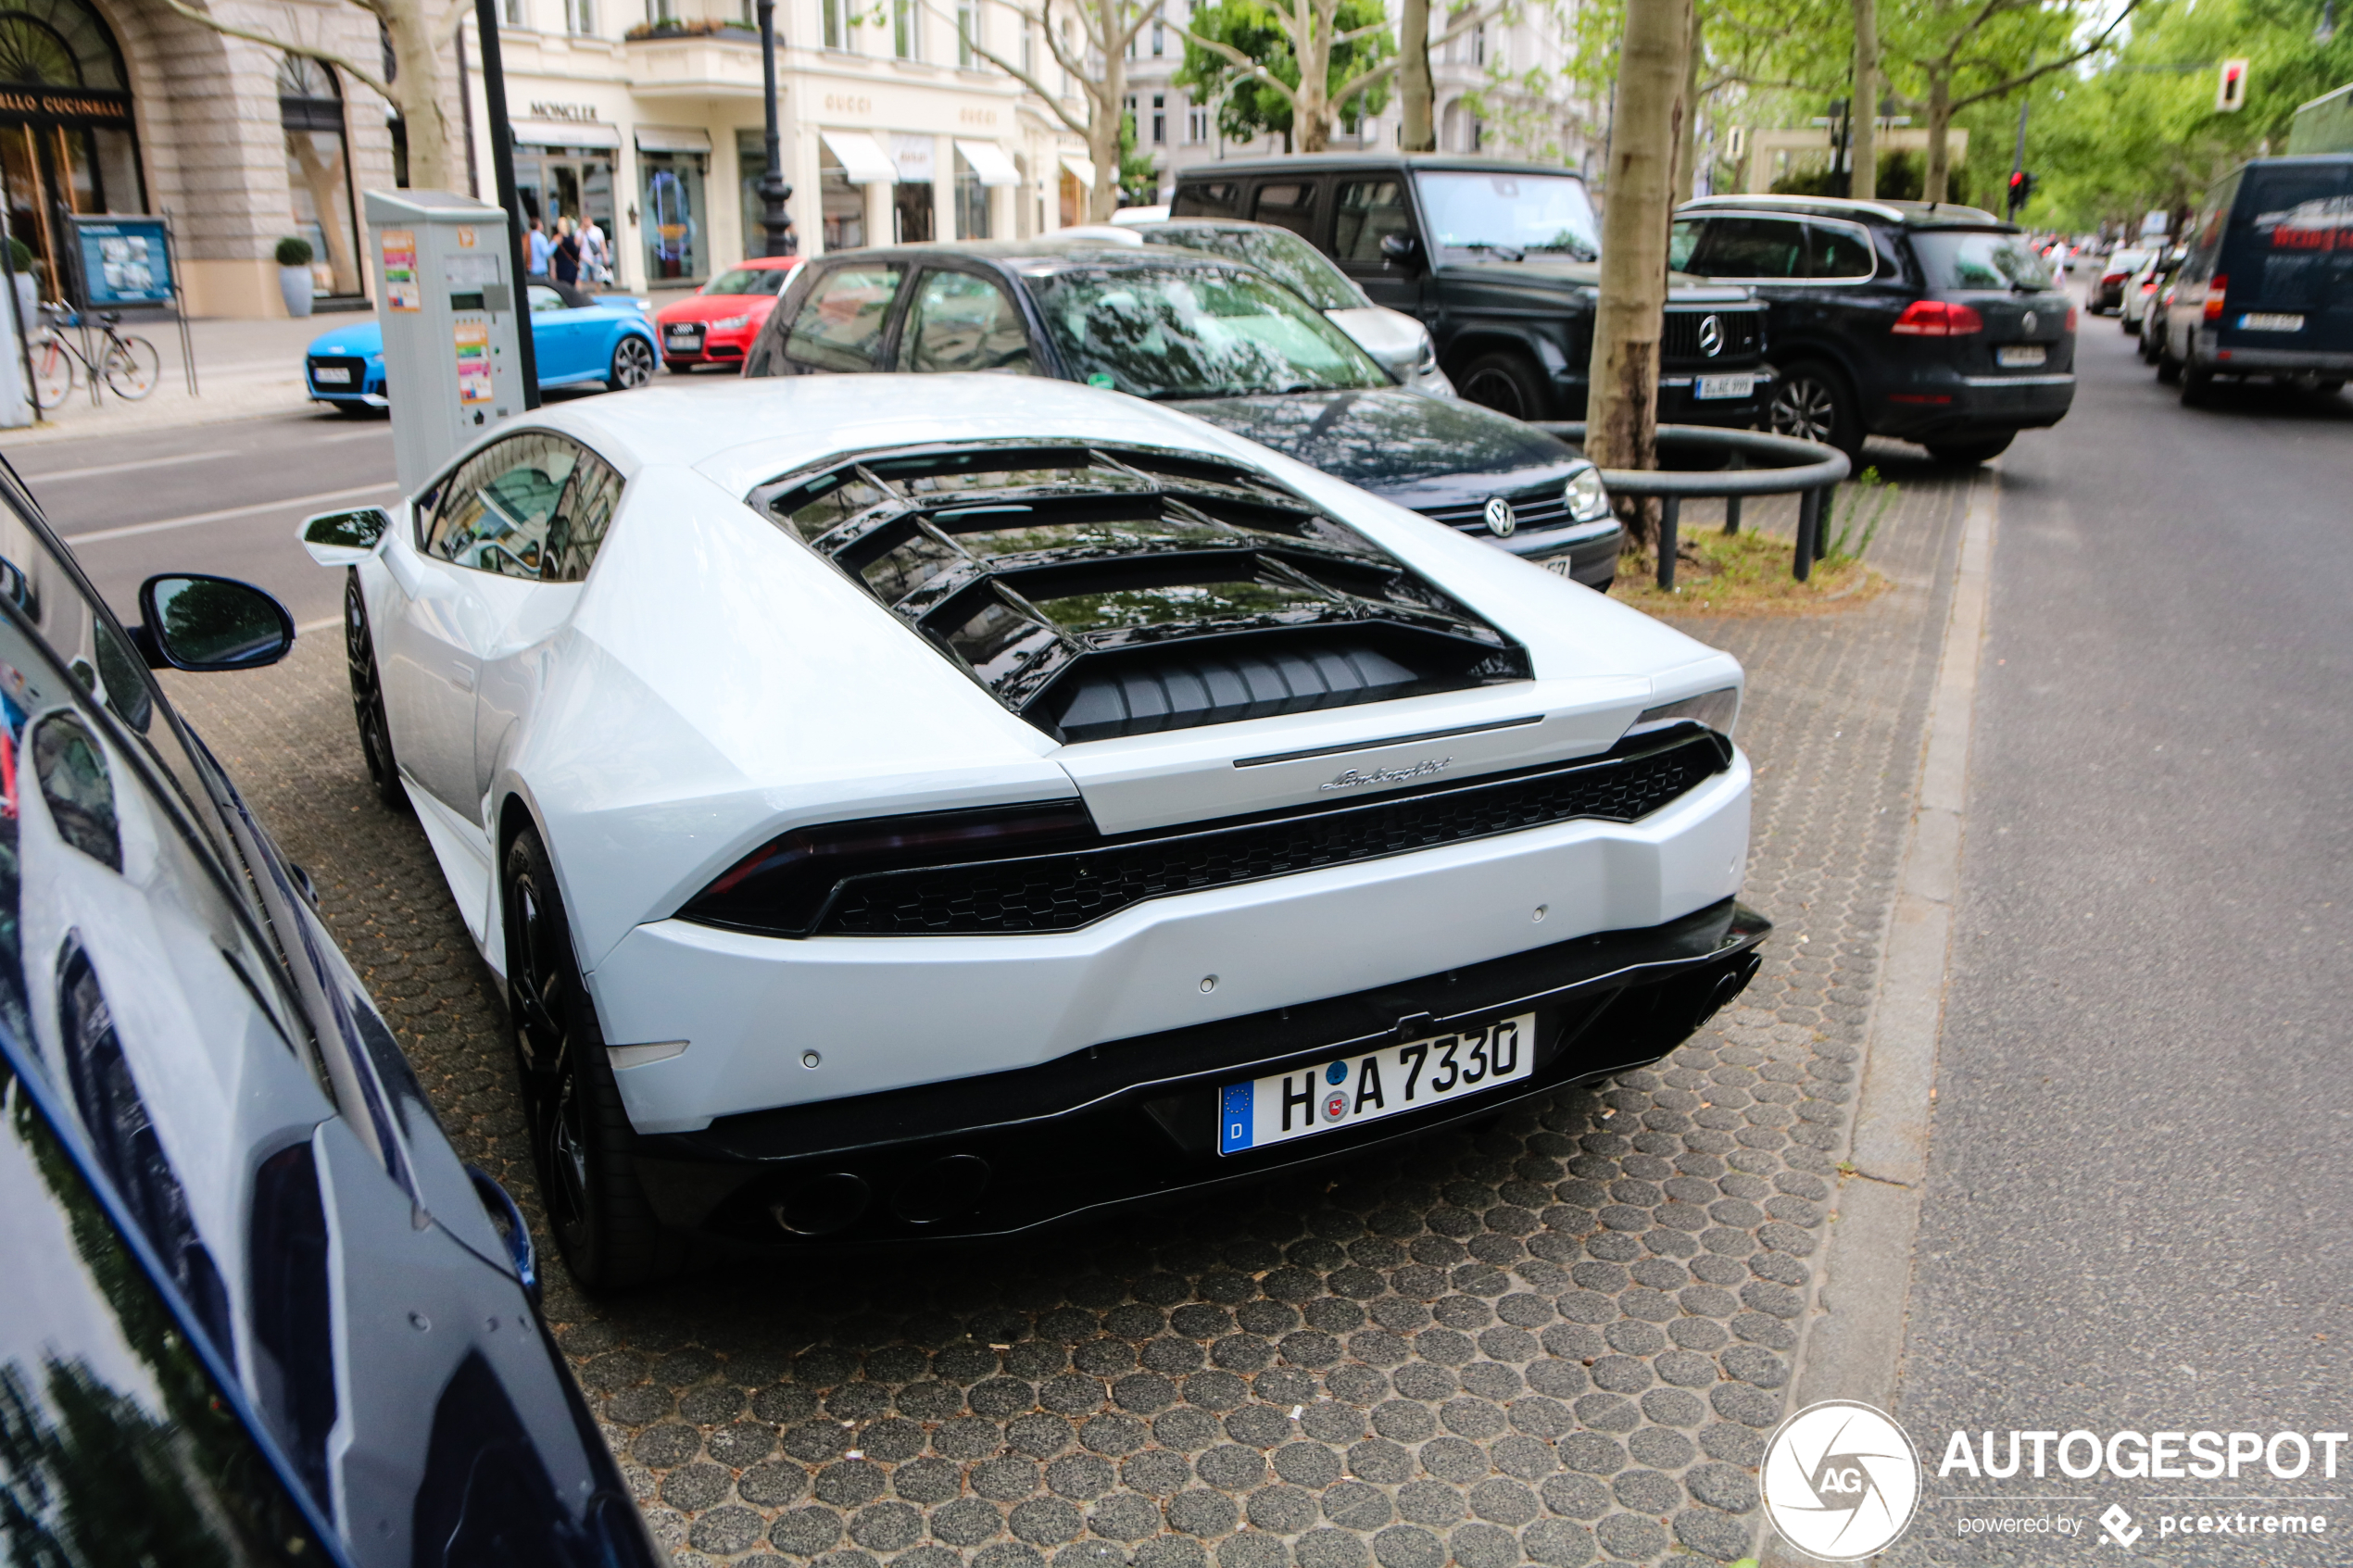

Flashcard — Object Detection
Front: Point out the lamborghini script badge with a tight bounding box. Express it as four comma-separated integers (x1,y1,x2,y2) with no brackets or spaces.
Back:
1321,757,1453,792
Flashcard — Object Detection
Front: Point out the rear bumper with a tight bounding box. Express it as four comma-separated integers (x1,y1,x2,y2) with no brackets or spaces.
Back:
1873,370,2074,439
630,896,1769,1245
2194,332,2353,375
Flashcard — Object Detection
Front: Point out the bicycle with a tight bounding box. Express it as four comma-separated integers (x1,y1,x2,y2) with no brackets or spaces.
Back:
30,305,160,408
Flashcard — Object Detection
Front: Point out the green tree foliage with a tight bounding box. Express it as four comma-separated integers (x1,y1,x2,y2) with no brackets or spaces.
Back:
1117,112,1160,205
1174,0,1395,148
2032,0,2353,227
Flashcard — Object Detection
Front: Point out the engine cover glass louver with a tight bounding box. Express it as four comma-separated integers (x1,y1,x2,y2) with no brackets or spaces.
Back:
747,441,1532,742
680,726,1732,939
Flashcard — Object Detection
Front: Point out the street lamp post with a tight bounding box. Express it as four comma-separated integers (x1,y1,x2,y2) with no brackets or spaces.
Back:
755,0,795,256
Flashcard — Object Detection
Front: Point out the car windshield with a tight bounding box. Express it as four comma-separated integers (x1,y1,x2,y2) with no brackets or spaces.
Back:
1415,170,1600,259
1021,263,1387,399
1143,226,1365,310
705,267,792,296
1910,230,2055,291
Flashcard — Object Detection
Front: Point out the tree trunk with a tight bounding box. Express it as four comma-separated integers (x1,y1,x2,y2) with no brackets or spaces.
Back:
1673,17,1701,203
1093,23,1125,220
1922,69,1952,202
1849,0,1877,201
1291,0,1336,153
1400,0,1435,151
1584,0,1692,551
384,4,453,194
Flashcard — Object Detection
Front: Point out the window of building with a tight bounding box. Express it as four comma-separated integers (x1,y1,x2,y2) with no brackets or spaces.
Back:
1151,20,1163,54
1472,22,1485,64
822,0,845,46
893,0,919,57
957,0,977,65
501,0,523,24
1021,16,1034,72
648,0,675,19
1187,102,1208,144
564,0,595,33
277,56,363,299
1151,94,1164,145
953,146,990,238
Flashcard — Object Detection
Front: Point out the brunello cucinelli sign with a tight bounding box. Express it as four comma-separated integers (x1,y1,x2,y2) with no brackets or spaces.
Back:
0,86,131,125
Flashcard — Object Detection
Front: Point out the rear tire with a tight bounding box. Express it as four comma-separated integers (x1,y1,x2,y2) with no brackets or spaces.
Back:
1455,351,1551,421
1768,358,1865,464
1925,433,2015,466
342,572,406,812
2180,362,2215,406
2155,327,2183,383
504,825,684,1292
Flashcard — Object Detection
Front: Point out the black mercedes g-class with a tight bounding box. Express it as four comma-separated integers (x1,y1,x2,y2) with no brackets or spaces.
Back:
1171,154,1773,427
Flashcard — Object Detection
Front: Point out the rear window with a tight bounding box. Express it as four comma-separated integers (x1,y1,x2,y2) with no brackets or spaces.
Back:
1173,181,1241,219
1909,230,2054,292
2233,165,2353,307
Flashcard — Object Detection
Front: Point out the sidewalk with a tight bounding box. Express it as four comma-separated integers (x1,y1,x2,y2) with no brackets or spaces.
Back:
6,314,336,443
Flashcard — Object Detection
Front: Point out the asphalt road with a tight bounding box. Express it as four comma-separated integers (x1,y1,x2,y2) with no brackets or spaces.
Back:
1889,305,2353,1560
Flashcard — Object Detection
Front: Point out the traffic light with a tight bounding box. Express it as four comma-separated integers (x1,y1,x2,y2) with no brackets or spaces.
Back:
2007,169,2038,218
2218,58,2249,112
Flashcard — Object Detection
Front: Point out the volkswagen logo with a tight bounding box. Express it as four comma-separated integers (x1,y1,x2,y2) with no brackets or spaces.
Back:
1483,496,1516,537
1697,315,1724,358
2021,309,2038,333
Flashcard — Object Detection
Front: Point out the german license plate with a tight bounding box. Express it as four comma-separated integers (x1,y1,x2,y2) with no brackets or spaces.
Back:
310,366,351,384
667,328,701,345
1996,345,2046,368
1542,556,1583,579
1694,373,1755,399
2240,313,2304,332
1217,1013,1535,1155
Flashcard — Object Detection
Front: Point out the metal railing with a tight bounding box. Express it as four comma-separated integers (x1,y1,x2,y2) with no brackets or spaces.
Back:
1536,423,1852,590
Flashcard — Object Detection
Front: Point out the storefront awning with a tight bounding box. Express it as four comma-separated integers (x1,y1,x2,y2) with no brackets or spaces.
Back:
820,130,897,185
511,118,622,149
1059,154,1098,190
954,140,1021,187
635,125,712,154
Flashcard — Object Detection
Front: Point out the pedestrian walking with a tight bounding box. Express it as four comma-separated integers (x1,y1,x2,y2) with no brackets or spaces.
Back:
555,216,582,287
581,214,611,284
527,216,552,282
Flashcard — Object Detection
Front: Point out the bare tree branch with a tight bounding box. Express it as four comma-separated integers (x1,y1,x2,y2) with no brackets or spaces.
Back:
1168,19,1305,106
154,0,396,100
1945,0,2143,109
932,0,1096,135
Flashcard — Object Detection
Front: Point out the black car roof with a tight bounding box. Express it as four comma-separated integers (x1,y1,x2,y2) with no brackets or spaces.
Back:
1176,153,1592,180
1678,194,2016,232
835,237,1242,273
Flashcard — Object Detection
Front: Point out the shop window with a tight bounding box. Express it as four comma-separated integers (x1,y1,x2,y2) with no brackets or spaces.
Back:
278,56,363,297
0,0,145,304
954,146,988,240
638,149,706,281
819,146,864,250
738,129,794,254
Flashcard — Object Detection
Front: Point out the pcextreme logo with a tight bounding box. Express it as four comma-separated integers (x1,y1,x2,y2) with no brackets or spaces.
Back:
1761,1399,1923,1560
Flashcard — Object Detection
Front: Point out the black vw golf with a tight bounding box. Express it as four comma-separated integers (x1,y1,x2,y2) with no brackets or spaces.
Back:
743,238,1625,590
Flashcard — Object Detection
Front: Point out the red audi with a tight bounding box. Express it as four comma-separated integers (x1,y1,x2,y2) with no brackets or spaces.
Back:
654,256,803,372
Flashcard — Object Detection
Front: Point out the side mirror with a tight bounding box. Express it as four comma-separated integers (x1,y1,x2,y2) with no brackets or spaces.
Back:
300,506,391,567
1379,232,1424,271
134,574,295,672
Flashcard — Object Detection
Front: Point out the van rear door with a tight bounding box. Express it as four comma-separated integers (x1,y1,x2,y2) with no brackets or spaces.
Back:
2220,159,2353,358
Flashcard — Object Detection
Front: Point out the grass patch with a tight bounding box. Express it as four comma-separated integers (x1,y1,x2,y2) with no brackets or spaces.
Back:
1609,468,1897,617
1610,526,1888,616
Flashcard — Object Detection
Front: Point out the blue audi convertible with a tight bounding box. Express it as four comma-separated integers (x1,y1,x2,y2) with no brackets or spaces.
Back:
304,284,660,412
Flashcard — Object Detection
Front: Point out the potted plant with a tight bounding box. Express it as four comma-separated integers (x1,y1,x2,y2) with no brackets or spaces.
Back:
276,235,315,318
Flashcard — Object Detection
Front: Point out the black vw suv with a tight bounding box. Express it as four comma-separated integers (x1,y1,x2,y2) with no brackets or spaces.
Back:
1672,194,2076,464
1171,155,1772,427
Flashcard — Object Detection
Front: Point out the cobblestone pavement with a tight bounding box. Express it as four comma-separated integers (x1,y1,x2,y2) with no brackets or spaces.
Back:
157,457,1969,1568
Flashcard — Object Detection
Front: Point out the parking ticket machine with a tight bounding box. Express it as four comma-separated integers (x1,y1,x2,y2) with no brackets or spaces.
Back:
363,189,527,495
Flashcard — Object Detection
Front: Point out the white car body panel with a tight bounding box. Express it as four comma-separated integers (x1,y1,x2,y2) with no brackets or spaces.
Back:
341,375,1750,1135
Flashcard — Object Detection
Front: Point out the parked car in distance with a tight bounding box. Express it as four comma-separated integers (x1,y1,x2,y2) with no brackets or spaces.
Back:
306,284,659,411
2154,155,2353,405
1076,215,1455,395
654,255,802,372
2121,247,2183,337
1672,194,2076,465
2093,246,2154,313
305,376,1766,1280
0,459,656,1568
1171,155,1773,427
749,239,1624,587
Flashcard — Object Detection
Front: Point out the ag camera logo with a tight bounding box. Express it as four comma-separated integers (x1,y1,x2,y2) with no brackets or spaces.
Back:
1762,1400,1922,1560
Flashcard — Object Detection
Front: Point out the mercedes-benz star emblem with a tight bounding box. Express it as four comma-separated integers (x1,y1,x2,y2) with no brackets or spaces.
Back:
1483,496,1516,537
2021,309,2038,333
1697,315,1724,358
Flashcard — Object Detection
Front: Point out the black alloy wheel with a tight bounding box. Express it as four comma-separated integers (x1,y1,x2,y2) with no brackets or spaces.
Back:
1455,351,1551,421
607,335,657,391
343,572,405,811
503,826,683,1291
1768,360,1863,462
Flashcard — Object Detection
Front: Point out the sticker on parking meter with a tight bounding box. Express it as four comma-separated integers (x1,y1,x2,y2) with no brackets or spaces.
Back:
455,321,493,403
382,229,420,311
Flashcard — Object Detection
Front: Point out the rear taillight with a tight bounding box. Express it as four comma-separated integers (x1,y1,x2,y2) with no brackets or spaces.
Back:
1890,300,1984,336
683,800,1101,936
2102,271,2126,286
2204,275,2228,321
